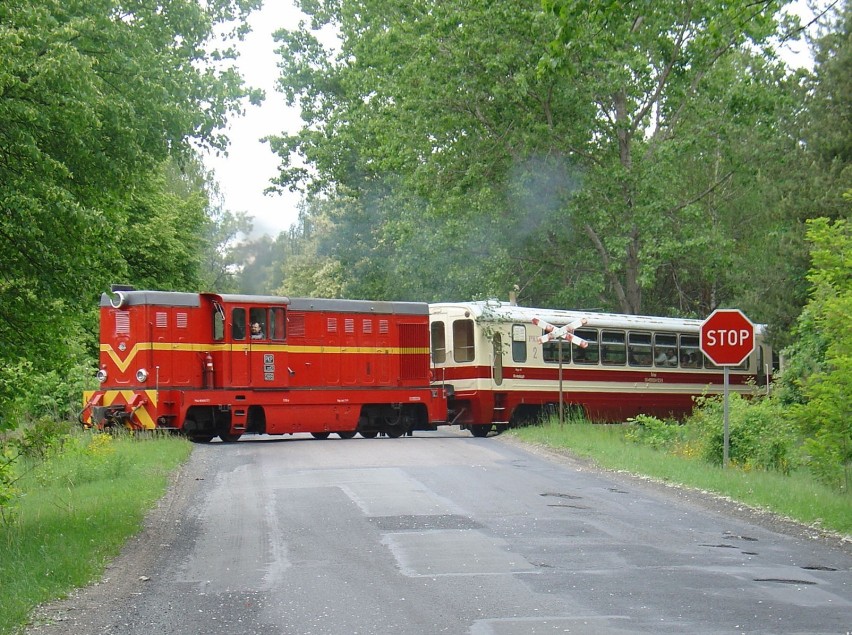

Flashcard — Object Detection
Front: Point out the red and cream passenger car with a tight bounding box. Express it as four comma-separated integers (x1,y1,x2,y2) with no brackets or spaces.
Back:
429,300,775,437
82,288,447,441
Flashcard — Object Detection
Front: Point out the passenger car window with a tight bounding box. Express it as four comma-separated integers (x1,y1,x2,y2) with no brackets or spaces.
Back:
431,322,446,363
654,333,678,367
453,319,475,362
601,330,626,366
572,328,599,364
512,324,527,363
628,332,652,367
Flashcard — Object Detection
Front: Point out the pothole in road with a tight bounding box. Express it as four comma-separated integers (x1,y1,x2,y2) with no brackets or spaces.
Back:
753,578,817,585
546,503,591,510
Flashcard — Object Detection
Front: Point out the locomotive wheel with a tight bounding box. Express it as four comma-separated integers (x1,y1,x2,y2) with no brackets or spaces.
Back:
470,425,491,438
188,435,214,444
311,432,331,439
359,430,378,438
337,431,357,439
220,434,242,443
385,428,405,439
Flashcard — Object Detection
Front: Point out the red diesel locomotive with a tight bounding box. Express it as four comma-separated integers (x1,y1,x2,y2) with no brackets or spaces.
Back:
82,288,447,441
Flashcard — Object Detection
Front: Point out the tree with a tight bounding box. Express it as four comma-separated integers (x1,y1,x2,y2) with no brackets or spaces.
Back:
788,216,852,491
0,0,261,427
118,158,211,291
271,0,803,316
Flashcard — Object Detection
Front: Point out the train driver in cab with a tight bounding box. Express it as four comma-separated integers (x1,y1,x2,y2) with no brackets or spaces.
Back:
250,322,264,339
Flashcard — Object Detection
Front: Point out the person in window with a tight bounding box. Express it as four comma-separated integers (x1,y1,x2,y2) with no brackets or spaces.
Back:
666,349,678,366
250,322,264,339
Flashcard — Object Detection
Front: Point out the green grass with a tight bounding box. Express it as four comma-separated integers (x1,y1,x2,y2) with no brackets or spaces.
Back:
0,432,191,635
510,421,852,537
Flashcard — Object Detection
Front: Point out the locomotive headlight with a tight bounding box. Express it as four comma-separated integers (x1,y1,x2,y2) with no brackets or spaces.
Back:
135,368,149,383
96,369,108,383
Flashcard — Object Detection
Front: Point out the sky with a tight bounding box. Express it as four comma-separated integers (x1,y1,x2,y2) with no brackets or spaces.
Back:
205,1,818,239
204,2,308,238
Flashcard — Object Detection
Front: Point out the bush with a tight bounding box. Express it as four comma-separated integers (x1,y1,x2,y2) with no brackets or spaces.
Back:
688,393,799,473
783,217,851,491
0,356,95,432
624,415,685,451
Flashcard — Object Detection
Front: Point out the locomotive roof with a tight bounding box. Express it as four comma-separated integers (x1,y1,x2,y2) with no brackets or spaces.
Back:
429,300,735,332
215,294,427,315
285,297,428,315
100,290,201,307
101,289,428,315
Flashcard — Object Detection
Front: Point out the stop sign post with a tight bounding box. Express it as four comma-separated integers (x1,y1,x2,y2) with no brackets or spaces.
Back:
700,309,756,469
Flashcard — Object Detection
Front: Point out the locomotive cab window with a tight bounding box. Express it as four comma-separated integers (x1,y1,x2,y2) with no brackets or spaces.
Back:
269,307,286,341
453,319,475,363
249,308,266,339
431,322,446,363
232,308,246,340
213,303,225,341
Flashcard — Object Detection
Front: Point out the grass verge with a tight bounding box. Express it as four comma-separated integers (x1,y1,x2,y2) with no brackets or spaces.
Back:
0,432,192,635
509,421,852,538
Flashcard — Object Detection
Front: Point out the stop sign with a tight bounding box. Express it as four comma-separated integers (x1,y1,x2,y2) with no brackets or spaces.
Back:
700,309,755,366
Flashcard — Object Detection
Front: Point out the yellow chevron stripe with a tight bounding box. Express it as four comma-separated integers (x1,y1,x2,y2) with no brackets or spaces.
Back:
101,343,430,371
100,343,234,372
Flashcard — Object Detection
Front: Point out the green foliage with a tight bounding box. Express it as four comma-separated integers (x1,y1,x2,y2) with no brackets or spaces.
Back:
25,432,125,491
687,393,799,474
0,353,94,432
0,450,16,523
0,432,191,634
117,159,211,291
8,418,73,462
0,417,74,522
199,182,254,293
272,0,813,317
623,395,801,476
0,0,261,424
787,217,852,491
624,415,686,451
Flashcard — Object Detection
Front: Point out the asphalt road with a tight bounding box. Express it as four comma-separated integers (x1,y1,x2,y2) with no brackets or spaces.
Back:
28,429,852,635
